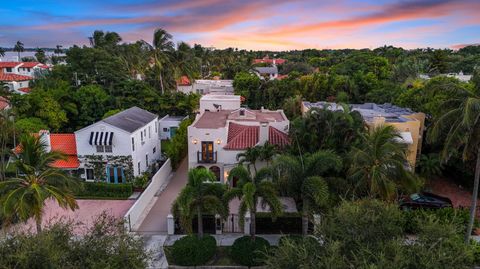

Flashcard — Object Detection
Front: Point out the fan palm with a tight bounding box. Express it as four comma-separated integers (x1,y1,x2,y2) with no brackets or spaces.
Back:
13,41,24,60
0,135,79,233
272,150,342,235
428,85,480,243
348,125,420,201
172,168,226,237
225,165,282,238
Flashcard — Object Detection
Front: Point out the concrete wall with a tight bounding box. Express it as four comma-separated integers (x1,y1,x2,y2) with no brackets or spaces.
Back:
124,159,172,231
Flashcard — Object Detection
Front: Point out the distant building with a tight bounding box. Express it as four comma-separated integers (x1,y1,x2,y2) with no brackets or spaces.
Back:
0,61,49,94
188,95,290,183
419,71,472,82
176,76,234,95
158,115,188,140
253,56,286,65
75,107,161,182
253,66,278,80
302,101,425,168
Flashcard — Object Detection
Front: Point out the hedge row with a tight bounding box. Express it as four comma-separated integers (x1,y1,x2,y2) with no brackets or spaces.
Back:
170,235,216,266
75,182,133,199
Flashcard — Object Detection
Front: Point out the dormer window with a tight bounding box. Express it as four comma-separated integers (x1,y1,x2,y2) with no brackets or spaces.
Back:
239,109,245,116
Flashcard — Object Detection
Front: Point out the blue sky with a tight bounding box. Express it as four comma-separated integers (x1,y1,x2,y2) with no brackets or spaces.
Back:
0,0,479,50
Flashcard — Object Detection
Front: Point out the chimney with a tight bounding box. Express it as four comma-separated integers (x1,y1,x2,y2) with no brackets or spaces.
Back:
259,122,269,145
38,130,52,152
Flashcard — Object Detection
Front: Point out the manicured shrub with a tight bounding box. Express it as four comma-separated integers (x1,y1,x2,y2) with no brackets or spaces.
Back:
75,182,133,199
230,236,270,266
170,235,216,266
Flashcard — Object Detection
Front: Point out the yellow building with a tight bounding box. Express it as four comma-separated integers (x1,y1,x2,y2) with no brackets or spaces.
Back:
302,102,426,168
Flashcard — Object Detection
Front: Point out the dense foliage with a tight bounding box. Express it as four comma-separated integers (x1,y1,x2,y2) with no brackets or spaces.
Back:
75,182,133,199
230,236,271,267
163,118,192,169
169,235,216,266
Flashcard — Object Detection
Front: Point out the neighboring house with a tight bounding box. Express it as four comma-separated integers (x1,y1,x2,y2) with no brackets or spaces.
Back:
253,56,286,65
0,61,49,94
0,73,32,94
419,71,472,82
253,66,278,80
0,96,11,110
302,101,425,168
199,94,242,113
14,130,80,173
188,95,290,183
75,107,161,182
176,76,234,95
159,115,188,140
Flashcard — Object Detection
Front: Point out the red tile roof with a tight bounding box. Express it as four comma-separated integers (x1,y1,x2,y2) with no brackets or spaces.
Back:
0,73,32,81
0,62,22,68
0,96,9,110
224,123,259,150
253,58,286,65
51,155,80,169
269,126,290,147
18,87,31,93
19,62,40,68
177,75,191,86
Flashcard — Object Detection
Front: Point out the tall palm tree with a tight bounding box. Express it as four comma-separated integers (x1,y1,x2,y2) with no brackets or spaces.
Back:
272,150,342,235
428,85,480,243
172,168,226,237
0,47,5,58
0,135,79,233
152,28,174,94
54,45,63,55
237,146,261,174
225,165,282,238
258,142,278,166
348,125,420,201
13,41,24,61
0,109,15,181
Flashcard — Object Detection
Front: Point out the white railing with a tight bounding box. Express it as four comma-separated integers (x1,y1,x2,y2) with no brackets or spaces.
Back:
124,159,172,232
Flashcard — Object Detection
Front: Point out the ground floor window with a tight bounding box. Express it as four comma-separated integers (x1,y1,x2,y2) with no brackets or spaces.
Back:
209,166,221,182
86,168,94,180
106,166,125,184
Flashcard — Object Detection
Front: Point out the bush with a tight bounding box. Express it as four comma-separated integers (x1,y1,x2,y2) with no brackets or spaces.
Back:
132,174,150,189
164,119,192,170
75,182,133,199
403,207,476,234
279,235,320,247
170,235,216,266
230,236,270,266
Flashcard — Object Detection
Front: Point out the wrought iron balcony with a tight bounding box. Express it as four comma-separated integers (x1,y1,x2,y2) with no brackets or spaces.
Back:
197,151,217,163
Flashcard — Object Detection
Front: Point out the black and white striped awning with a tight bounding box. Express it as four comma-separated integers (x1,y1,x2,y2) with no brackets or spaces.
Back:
89,132,114,146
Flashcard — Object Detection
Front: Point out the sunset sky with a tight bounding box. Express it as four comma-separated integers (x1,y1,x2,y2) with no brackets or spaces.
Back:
1,0,479,50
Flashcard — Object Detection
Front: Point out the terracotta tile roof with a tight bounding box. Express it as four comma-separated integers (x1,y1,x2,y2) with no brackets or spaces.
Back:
269,126,290,147
0,62,22,68
253,58,286,65
0,73,32,81
177,75,191,86
19,62,40,68
224,123,259,150
193,109,287,129
0,96,9,110
51,155,80,169
18,87,31,93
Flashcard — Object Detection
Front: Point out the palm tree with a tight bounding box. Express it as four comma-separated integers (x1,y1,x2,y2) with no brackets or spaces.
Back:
417,153,444,177
0,47,5,58
152,28,174,94
13,41,24,61
172,168,226,237
0,135,79,233
258,142,278,166
428,85,480,243
225,165,282,238
0,109,15,181
272,150,342,235
236,146,261,174
348,125,420,201
54,45,63,55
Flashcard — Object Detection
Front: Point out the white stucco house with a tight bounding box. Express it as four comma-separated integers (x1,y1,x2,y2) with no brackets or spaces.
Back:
253,66,279,80
0,61,49,94
75,107,161,183
158,115,188,140
188,95,290,183
176,76,234,95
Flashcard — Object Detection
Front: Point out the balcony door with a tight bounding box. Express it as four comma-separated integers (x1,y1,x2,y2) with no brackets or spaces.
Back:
201,141,214,162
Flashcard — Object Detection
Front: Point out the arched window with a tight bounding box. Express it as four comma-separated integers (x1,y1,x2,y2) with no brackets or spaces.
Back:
209,166,221,182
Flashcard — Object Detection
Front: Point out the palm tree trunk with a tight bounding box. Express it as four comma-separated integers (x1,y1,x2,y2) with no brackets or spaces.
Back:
36,217,42,233
302,211,309,236
197,205,203,238
251,210,256,239
159,72,165,94
465,149,480,243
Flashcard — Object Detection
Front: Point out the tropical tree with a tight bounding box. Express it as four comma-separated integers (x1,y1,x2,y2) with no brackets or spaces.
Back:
13,41,24,60
417,153,443,177
225,165,282,238
152,28,174,93
272,150,342,235
54,45,63,55
34,48,46,63
428,85,480,243
172,168,226,237
0,47,5,58
348,125,420,200
236,146,261,174
0,135,79,233
0,109,15,181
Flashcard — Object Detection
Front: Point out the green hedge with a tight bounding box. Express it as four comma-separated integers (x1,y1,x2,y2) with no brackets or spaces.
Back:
170,235,216,266
75,182,133,199
403,207,477,234
230,236,270,267
164,118,192,170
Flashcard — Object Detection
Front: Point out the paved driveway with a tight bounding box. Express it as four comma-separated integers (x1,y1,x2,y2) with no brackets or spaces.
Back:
137,158,188,233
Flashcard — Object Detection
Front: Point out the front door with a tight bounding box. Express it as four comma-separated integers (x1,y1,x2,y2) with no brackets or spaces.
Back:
201,141,214,162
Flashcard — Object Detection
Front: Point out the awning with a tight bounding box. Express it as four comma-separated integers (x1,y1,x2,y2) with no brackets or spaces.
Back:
89,132,114,146
395,132,413,145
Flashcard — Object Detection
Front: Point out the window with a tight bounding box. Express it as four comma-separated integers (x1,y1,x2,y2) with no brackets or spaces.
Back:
239,109,245,116
153,147,156,154
163,128,168,132
146,154,149,166
96,145,104,152
137,162,141,172
6,67,12,72
131,137,135,151
149,126,151,138
104,145,112,152
140,131,143,142
86,169,94,180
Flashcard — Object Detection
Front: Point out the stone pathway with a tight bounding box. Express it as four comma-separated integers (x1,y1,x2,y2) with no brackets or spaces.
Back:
144,235,168,269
